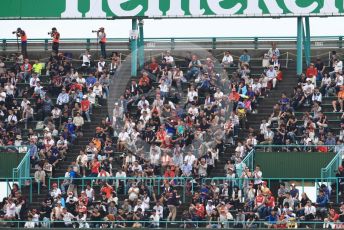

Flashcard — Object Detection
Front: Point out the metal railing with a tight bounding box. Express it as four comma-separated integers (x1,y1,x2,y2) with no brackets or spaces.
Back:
242,148,255,172
12,146,30,183
1,35,344,52
49,176,193,203
0,177,35,203
0,219,341,229
321,148,344,179
201,176,344,203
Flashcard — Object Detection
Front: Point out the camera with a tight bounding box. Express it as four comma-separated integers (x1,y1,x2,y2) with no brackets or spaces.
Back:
12,31,17,34
92,30,99,33
48,32,52,35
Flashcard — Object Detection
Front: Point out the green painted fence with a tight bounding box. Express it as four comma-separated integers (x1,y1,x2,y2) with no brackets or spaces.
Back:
0,146,27,178
255,151,335,178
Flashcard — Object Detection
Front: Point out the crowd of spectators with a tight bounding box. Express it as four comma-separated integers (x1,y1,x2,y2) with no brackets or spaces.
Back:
0,43,343,229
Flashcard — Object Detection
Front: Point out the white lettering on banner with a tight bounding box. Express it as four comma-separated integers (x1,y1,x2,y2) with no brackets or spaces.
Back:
107,0,143,17
244,0,283,14
145,0,163,17
320,0,339,14
207,0,242,15
61,0,82,18
86,0,106,18
189,0,205,16
166,0,185,16
283,0,319,14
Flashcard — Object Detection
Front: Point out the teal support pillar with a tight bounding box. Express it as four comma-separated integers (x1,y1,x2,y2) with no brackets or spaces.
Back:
131,18,138,77
304,17,311,66
138,19,145,69
297,17,304,76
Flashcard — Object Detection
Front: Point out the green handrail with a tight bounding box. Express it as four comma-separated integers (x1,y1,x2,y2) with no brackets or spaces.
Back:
321,148,344,179
12,146,30,183
49,176,193,203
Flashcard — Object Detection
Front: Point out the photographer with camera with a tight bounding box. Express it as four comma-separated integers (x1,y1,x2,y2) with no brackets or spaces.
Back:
13,28,28,58
93,27,106,58
49,27,60,54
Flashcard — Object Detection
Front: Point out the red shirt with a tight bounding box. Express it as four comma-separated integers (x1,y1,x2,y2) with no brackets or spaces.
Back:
195,204,205,218
81,100,90,111
266,196,275,207
149,63,159,72
164,170,175,179
255,195,264,206
21,63,32,72
101,186,113,199
306,67,318,78
91,161,100,174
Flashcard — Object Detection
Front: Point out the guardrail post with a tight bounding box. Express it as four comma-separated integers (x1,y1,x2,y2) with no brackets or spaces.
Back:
44,39,49,51
2,39,6,51
171,38,175,50
212,38,216,50
86,38,91,50
339,36,343,49
254,37,258,49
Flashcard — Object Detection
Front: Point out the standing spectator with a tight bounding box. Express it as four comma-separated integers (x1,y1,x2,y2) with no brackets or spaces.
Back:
50,27,60,54
15,28,28,58
97,27,107,58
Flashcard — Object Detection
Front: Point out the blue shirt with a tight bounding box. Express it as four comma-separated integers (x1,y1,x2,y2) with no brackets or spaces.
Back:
66,123,76,134
240,54,251,63
29,144,38,158
266,214,278,224
316,194,328,207
86,76,97,87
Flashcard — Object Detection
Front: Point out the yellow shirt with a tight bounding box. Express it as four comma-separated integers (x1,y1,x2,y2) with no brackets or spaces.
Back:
32,63,43,74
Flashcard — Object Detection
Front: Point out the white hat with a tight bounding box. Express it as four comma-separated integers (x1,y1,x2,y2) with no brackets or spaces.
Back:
83,95,87,99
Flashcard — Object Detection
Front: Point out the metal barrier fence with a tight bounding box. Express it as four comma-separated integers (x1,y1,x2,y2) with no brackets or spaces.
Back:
12,146,30,183
0,177,35,203
201,177,344,203
48,177,193,203
1,35,344,52
0,220,341,229
242,149,255,172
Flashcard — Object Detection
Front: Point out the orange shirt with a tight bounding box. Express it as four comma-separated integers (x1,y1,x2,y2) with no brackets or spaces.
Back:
101,186,113,199
338,91,344,100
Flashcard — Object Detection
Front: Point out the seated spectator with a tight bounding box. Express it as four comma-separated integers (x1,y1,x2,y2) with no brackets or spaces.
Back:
222,51,234,68
239,49,251,66
332,85,344,112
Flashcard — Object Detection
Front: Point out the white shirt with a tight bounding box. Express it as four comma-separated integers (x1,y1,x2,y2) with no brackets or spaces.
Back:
82,54,91,66
164,55,174,64
137,99,149,110
50,188,62,198
62,212,75,225
97,61,106,72
304,205,316,215
335,61,343,72
5,203,16,216
266,69,277,79
254,171,263,185
0,91,6,102
222,55,233,64
187,90,198,102
336,75,344,86
184,154,196,165
153,205,164,218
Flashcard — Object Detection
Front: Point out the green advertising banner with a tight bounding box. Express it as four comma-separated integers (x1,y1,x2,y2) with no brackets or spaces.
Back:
0,0,343,19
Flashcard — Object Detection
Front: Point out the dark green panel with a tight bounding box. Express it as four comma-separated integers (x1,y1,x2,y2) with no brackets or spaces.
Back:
0,152,25,178
255,152,335,178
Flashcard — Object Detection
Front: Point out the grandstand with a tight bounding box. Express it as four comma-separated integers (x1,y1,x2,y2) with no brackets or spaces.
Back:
0,35,342,229
0,1,344,227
